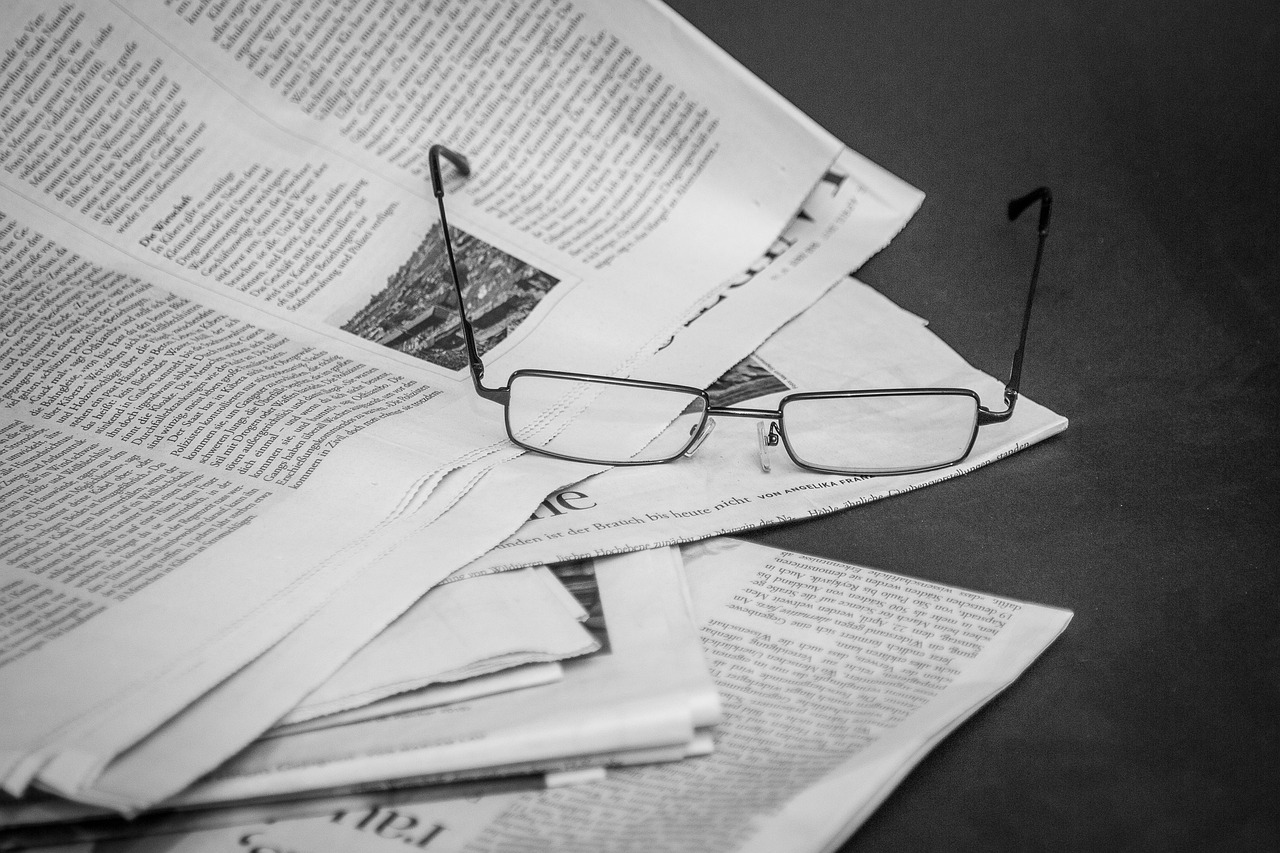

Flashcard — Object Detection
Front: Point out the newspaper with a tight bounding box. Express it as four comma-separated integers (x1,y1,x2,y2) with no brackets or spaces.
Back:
268,664,567,739
462,276,1069,575
7,450,583,811
25,539,1070,851
2,0,927,808
0,546,717,836
2,0,843,395
278,567,596,726
165,546,718,807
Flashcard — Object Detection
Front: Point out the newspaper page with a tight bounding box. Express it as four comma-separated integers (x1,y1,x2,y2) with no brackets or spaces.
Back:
159,546,719,808
0,545,716,835
0,771,578,849
279,567,597,726
34,452,596,811
462,277,1069,574
28,539,1070,851
0,216,523,801
124,0,845,390
270,664,567,739
1,0,845,396
1,0,904,807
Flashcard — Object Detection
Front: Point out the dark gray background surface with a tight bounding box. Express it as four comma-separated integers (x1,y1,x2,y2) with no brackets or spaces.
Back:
664,0,1279,850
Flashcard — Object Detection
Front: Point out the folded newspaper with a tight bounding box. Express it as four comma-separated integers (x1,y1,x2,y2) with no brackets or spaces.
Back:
0,0,923,811
0,540,1071,851
275,566,598,728
0,546,718,842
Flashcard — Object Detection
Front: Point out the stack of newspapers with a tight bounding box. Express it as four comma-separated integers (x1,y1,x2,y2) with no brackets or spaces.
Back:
0,0,1071,850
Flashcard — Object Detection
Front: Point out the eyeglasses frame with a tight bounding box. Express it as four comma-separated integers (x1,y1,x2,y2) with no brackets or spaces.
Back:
427,143,1052,476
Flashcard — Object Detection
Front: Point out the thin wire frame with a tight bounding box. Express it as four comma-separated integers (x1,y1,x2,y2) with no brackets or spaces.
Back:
427,143,1052,476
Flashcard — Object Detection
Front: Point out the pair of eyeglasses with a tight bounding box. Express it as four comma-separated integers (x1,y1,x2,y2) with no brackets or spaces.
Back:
428,144,1051,476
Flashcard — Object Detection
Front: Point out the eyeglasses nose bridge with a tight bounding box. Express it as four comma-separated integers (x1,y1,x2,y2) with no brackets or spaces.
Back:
683,416,717,458
756,420,781,473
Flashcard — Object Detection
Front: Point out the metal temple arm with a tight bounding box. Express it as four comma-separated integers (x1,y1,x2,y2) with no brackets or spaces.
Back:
428,145,509,404
978,186,1052,424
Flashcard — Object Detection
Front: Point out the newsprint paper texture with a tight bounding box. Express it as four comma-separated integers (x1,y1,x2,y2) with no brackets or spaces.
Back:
20,540,1070,852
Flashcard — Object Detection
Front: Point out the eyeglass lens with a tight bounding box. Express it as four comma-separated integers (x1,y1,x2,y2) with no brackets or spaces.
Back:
780,393,979,474
506,373,708,464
